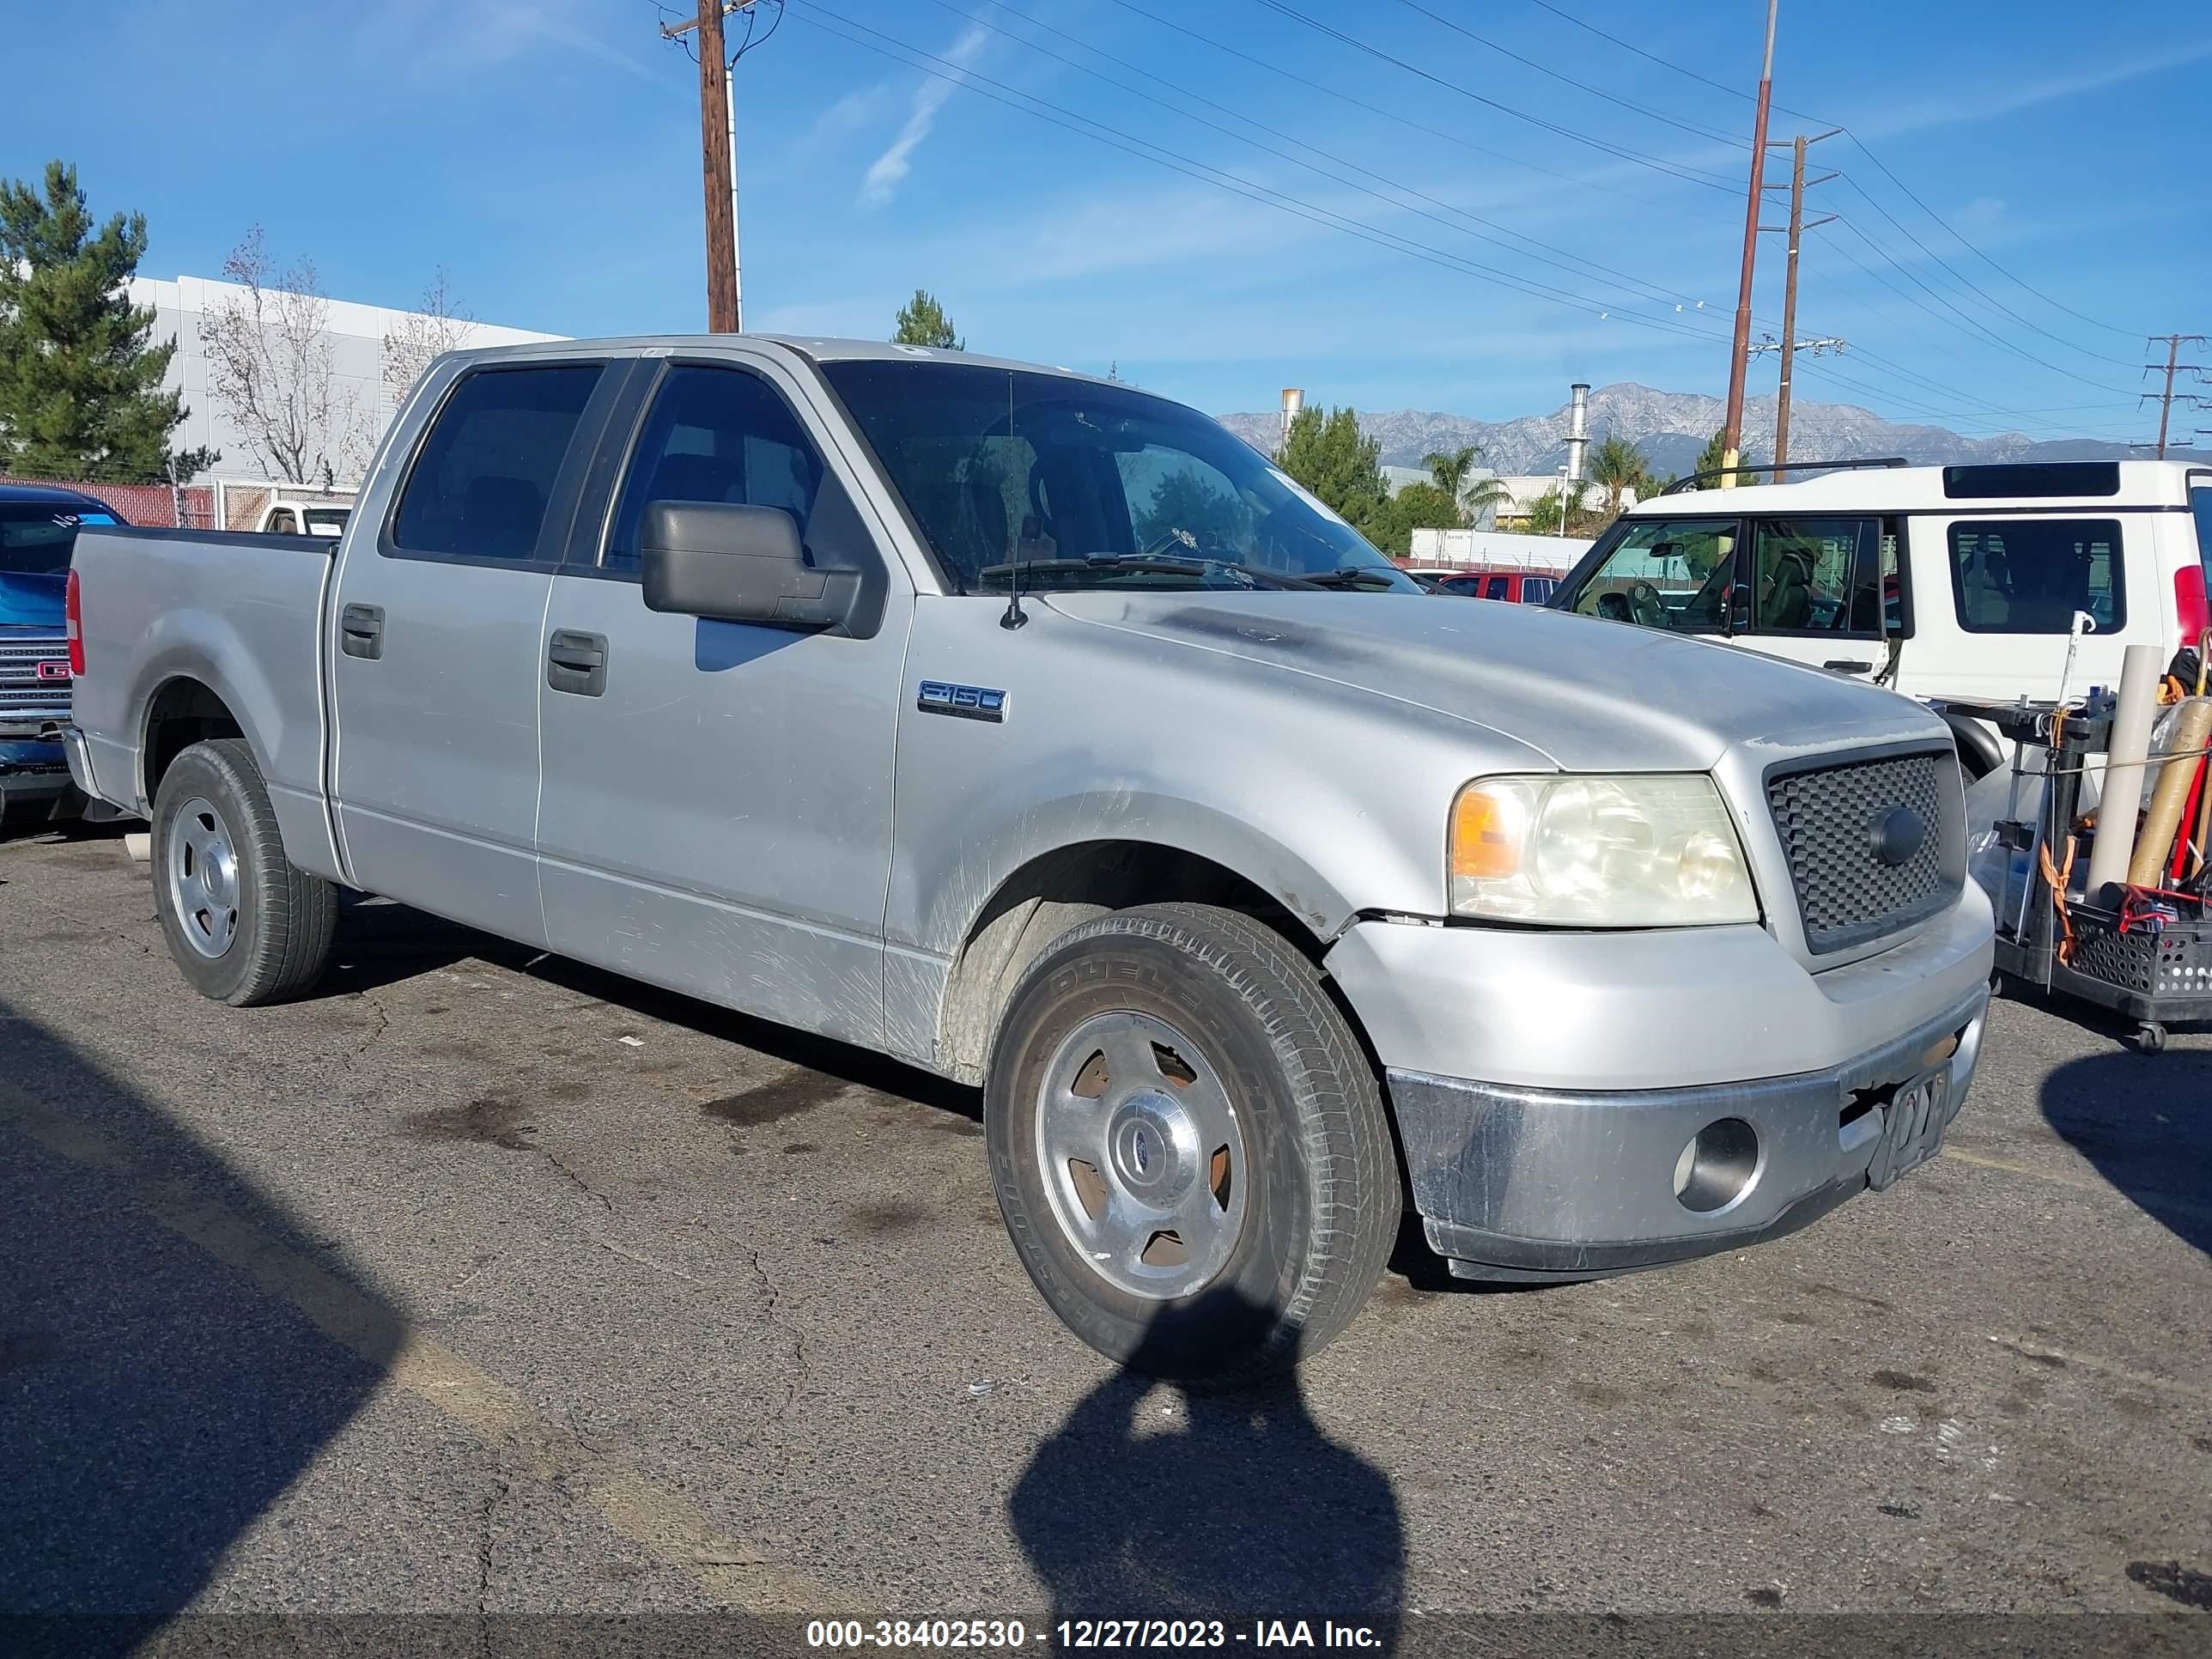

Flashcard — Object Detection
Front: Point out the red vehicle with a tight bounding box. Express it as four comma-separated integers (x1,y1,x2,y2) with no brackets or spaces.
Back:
1419,566,1561,605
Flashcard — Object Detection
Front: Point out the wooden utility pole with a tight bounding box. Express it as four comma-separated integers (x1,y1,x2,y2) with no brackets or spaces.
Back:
2142,334,2208,459
1720,0,1780,488
661,1,750,332
1764,130,1838,481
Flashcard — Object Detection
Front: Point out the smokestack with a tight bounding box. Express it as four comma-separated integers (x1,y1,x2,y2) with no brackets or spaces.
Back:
1564,382,1590,484
1280,387,1304,450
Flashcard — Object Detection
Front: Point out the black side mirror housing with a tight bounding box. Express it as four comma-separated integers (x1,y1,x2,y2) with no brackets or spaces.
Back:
639,501,860,630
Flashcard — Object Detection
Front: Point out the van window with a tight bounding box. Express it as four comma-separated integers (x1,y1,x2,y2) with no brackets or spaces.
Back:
1747,517,1877,635
1948,519,2124,634
1570,518,1737,632
605,365,825,573
392,363,605,562
1522,577,1554,605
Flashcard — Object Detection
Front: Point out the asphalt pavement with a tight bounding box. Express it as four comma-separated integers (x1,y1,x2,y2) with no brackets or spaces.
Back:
2,817,2208,1644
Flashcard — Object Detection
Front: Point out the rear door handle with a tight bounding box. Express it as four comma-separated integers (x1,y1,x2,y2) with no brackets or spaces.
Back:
1823,659,1875,674
546,629,608,696
339,603,384,660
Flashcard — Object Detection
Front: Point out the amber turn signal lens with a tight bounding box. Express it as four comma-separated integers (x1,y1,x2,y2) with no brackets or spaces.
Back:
1449,786,1520,880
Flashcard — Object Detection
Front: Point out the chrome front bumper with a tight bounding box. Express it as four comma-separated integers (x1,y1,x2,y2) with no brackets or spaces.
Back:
1386,986,1987,1279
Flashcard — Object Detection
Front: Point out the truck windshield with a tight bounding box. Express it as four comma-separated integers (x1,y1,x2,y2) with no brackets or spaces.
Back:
0,501,118,577
818,360,1418,595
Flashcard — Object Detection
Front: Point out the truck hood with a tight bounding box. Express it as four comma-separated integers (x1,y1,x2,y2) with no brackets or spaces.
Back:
1048,590,1945,773
0,570,64,630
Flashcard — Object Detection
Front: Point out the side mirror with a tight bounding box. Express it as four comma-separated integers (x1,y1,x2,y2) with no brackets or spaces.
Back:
639,501,857,630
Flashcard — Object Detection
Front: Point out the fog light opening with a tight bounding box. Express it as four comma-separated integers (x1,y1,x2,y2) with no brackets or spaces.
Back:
1674,1117,1759,1213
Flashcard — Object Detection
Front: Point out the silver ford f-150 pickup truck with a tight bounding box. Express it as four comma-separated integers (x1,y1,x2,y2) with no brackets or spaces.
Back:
64,336,1994,1380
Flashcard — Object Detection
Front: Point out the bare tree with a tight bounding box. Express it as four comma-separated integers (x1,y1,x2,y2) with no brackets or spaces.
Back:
380,267,475,407
201,227,369,486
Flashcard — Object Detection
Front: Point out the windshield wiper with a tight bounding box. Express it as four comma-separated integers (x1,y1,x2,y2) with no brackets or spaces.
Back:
975,553,1321,590
1297,566,1404,589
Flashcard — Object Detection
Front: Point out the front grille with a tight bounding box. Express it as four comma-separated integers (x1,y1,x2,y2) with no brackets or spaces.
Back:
0,638,71,720
1766,747,1958,956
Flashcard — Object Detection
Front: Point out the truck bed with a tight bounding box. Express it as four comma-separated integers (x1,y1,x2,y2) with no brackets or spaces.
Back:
69,527,337,839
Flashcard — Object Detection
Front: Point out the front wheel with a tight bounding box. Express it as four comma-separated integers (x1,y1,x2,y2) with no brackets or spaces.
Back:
151,738,337,1006
985,902,1400,1383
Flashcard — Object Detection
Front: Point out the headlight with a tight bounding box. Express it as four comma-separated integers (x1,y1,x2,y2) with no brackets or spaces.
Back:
1449,774,1759,926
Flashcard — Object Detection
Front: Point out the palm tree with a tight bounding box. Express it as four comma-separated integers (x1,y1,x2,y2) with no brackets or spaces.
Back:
1587,434,1654,520
1423,444,1507,525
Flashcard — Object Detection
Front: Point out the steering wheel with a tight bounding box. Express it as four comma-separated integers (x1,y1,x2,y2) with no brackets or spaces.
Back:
1626,580,1669,629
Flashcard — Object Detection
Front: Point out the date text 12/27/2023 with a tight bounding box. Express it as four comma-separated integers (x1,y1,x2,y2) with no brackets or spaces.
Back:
804,1620,1383,1649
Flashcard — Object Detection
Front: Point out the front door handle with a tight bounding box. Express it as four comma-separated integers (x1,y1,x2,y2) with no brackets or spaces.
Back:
547,629,608,696
339,603,384,660
1823,659,1875,674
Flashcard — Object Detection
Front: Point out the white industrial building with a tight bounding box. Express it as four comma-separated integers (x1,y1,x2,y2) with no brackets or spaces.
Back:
127,274,563,488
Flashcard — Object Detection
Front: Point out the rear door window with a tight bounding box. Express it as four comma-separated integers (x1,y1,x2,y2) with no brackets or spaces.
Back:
1482,574,1510,599
1522,577,1554,605
1569,517,1738,632
391,363,605,562
1948,519,2124,634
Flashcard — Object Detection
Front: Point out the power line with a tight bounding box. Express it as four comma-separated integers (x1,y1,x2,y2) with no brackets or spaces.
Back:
1091,0,1737,225
904,0,1737,320
788,5,1733,343
1511,1,2154,343
1243,0,1745,195
1386,0,1747,148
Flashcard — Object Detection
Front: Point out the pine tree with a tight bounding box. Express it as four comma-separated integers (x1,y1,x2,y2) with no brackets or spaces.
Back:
891,289,963,350
1278,405,1385,535
0,161,214,481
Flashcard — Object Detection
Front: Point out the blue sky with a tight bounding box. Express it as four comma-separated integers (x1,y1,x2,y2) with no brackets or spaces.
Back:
4,0,2204,439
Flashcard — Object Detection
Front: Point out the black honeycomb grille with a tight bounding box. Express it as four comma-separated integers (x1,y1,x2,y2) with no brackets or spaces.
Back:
1767,750,1956,955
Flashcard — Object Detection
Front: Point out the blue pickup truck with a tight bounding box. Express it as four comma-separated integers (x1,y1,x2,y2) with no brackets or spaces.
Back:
1,482,125,822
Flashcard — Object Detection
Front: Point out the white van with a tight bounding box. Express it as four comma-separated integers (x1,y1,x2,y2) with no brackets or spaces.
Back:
256,497,354,538
1552,460,2212,775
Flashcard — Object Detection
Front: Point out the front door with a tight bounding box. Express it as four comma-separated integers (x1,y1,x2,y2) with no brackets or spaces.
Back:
329,358,614,945
1728,514,1892,684
533,358,909,1050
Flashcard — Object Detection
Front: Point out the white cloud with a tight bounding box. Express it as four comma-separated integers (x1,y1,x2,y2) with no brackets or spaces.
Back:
860,23,992,208
1859,39,2212,139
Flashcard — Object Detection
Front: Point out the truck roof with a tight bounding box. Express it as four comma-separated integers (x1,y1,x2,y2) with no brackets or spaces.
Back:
434,333,1122,391
1631,458,2206,517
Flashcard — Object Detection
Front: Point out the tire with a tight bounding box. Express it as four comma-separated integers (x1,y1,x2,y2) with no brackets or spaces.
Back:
150,738,337,1006
984,902,1400,1383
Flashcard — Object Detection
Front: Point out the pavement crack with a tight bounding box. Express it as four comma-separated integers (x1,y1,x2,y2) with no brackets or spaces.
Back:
544,1146,614,1213
738,1244,809,1451
349,994,392,1059
477,1463,512,1624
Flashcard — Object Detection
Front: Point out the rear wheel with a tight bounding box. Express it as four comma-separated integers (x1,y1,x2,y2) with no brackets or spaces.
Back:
151,739,337,1006
985,902,1399,1383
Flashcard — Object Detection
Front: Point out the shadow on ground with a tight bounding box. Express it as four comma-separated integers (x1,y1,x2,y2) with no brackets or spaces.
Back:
0,994,389,1644
2041,1048,2212,1255
1009,1291,1404,1644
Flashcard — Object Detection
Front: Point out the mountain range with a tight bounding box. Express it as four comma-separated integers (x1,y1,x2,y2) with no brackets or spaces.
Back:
1217,382,2143,480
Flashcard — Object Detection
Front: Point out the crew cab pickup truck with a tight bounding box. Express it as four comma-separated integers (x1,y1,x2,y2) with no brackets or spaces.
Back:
65,336,1995,1379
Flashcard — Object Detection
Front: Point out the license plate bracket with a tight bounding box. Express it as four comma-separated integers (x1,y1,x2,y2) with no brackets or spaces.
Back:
1866,1066,1955,1191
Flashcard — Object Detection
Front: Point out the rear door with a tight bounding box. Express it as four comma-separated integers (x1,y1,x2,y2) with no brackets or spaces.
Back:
329,357,619,945
1912,513,2130,702
532,356,909,1049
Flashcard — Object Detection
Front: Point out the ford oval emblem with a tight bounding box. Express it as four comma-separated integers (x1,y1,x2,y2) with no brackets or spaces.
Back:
1132,1127,1152,1174
1870,805,1926,867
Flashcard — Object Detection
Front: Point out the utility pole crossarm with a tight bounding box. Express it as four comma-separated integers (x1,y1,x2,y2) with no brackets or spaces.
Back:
2143,335,2209,459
